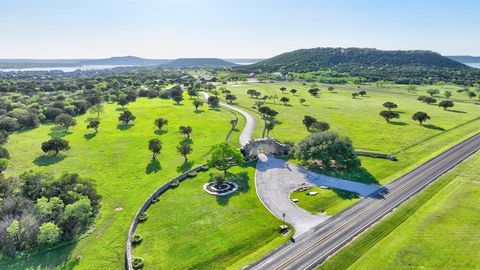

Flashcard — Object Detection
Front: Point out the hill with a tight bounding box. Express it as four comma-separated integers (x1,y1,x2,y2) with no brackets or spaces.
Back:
78,56,170,66
161,58,236,67
236,47,479,84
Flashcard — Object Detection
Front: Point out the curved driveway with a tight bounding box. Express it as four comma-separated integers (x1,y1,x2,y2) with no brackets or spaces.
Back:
201,92,255,146
256,154,384,237
247,133,480,270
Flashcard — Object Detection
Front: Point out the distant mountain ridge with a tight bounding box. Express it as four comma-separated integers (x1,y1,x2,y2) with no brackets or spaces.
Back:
234,47,479,84
0,56,247,68
160,58,236,67
238,47,468,72
77,56,171,66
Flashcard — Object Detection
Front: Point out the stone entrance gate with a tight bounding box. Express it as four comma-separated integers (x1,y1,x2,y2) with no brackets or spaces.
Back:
241,138,291,160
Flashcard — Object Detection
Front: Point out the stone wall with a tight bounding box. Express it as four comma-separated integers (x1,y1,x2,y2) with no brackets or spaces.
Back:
241,138,291,160
125,165,205,270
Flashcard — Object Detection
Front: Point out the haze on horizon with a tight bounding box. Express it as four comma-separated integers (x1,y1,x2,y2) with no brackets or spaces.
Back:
0,0,479,59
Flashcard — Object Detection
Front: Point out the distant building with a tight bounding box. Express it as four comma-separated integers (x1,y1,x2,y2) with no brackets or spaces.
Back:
200,75,217,82
273,72,286,80
248,72,256,78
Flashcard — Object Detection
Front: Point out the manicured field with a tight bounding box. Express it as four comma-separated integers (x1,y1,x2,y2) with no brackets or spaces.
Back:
224,82,479,153
221,82,479,215
133,164,289,270
291,187,360,216
318,152,480,270
1,97,249,269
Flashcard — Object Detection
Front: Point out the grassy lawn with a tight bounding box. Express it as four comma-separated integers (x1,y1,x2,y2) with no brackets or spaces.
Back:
221,81,479,216
1,96,249,269
291,187,360,216
223,82,479,153
133,164,289,270
318,152,480,270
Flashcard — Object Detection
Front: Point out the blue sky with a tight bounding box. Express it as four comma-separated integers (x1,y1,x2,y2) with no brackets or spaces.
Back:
0,0,479,58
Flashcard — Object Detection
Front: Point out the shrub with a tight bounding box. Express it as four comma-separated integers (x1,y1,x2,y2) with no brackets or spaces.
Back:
0,116,19,132
0,130,8,144
169,180,179,188
200,164,209,171
0,146,10,159
131,234,143,245
187,171,197,178
132,256,145,269
138,212,148,222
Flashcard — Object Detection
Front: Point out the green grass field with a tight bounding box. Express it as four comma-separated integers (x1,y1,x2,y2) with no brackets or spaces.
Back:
2,82,478,269
318,152,480,270
221,81,479,215
224,82,479,153
1,96,265,269
133,164,289,270
291,187,360,216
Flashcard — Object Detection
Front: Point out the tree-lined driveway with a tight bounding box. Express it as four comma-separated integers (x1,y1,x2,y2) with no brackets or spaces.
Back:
255,154,384,236
201,92,256,146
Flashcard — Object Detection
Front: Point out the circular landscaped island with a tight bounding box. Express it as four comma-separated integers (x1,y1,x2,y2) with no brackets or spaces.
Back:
203,182,238,196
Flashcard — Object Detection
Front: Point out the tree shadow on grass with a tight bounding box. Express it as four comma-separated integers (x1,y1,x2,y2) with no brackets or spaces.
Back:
193,110,205,114
86,117,99,122
215,164,253,206
308,164,379,185
154,129,168,135
181,138,193,145
48,126,71,138
2,242,78,270
331,188,361,200
83,132,97,140
33,155,66,166
423,124,445,131
117,123,133,130
447,109,466,114
176,161,194,173
388,121,408,126
145,159,161,174
115,107,125,111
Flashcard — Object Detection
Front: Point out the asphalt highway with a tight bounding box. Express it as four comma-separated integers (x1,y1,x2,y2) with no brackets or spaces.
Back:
246,132,480,270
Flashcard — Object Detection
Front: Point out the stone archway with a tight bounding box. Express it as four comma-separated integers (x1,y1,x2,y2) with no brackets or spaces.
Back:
241,138,291,160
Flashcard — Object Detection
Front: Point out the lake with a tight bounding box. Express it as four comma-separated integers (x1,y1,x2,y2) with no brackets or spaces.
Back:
0,65,132,72
466,63,480,68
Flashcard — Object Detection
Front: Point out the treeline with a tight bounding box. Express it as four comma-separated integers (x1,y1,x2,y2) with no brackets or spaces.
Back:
0,172,101,257
234,47,480,85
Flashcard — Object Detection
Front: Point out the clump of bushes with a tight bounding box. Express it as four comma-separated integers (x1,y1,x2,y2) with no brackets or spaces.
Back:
187,171,197,178
169,180,180,188
132,256,145,269
0,172,101,257
138,212,148,222
199,164,209,171
132,234,143,245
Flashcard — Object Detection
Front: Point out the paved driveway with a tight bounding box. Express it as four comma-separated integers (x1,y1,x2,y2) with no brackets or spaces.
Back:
255,154,384,236
201,92,256,146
